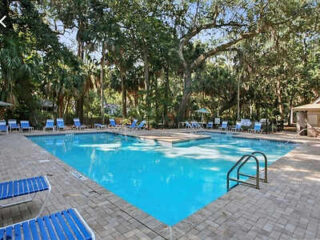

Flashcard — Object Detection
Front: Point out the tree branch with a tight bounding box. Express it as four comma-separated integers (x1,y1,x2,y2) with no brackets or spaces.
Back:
190,30,261,69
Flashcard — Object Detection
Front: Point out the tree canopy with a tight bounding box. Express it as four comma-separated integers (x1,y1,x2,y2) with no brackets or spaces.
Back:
0,0,319,127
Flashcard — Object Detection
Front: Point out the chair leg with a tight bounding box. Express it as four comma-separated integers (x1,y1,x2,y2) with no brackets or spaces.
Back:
37,189,50,217
37,176,51,218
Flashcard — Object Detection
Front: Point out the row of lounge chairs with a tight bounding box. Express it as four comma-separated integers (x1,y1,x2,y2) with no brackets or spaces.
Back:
0,118,147,133
185,119,263,133
109,119,146,130
0,118,87,133
43,118,87,131
0,119,34,133
0,176,95,239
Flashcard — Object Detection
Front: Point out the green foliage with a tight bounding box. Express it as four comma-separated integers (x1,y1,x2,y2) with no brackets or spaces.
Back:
0,0,319,127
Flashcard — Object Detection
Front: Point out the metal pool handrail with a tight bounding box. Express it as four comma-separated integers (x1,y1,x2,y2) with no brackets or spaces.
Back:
227,154,260,192
252,151,268,183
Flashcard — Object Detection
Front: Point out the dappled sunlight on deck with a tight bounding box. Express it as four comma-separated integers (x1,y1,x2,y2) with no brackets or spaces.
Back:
1,130,320,239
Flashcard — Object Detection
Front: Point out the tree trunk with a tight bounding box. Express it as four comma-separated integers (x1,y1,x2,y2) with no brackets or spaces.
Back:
177,68,192,123
237,74,241,120
76,96,84,122
75,20,85,121
58,94,64,118
276,79,284,120
64,96,71,115
120,72,127,118
77,20,84,60
256,102,260,120
133,91,139,107
154,75,160,125
100,42,106,124
163,66,169,127
143,49,150,128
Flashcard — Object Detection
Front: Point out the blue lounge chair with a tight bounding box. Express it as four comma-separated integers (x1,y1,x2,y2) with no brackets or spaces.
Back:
0,208,95,240
20,120,34,132
73,118,87,130
0,120,8,134
185,121,192,128
8,119,20,132
43,119,55,131
219,121,228,130
0,176,51,217
109,119,120,128
231,122,242,132
127,119,138,129
191,121,202,129
137,120,146,130
57,118,66,130
249,122,262,133
207,121,213,128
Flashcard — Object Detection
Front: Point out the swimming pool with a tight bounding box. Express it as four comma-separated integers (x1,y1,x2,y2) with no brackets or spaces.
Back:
28,132,295,226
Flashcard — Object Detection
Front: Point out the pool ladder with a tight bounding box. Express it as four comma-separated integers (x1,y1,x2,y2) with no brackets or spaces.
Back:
227,152,268,192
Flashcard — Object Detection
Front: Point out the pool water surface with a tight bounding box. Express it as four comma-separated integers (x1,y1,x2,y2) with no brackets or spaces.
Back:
29,133,295,225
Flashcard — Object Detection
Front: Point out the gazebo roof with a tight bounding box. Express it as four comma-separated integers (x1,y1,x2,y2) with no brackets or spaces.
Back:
293,103,320,112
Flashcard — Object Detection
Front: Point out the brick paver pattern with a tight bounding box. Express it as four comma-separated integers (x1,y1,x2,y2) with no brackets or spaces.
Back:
0,129,320,240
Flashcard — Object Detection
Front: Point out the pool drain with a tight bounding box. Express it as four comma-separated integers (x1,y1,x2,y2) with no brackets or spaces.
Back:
70,170,87,180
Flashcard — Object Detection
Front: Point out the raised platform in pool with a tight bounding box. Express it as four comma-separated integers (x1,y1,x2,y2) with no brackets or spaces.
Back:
136,132,211,144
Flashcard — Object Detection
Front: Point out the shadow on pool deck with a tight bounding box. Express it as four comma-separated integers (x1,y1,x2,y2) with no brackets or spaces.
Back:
0,131,320,239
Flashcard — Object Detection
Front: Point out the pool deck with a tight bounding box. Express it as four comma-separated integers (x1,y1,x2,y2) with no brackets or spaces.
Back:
1,129,320,239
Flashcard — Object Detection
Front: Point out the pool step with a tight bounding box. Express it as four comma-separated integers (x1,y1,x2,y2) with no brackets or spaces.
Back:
227,152,268,192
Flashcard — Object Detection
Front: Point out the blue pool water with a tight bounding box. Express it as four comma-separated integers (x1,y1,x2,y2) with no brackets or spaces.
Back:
28,132,295,225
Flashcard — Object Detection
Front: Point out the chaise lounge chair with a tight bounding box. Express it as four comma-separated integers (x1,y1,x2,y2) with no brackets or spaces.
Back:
0,120,8,134
94,123,106,129
214,118,221,126
127,119,138,129
57,118,66,130
137,120,146,130
219,121,228,131
73,118,87,130
231,122,242,132
191,121,202,129
249,122,262,133
43,119,55,131
0,176,51,217
0,208,95,240
185,121,192,128
240,119,252,128
20,120,34,132
207,121,213,128
8,119,20,132
109,119,120,128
